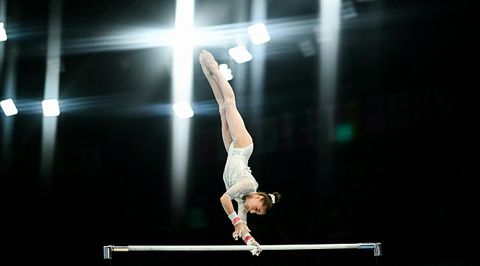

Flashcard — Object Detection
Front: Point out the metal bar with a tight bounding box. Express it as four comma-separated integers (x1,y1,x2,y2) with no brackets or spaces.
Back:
103,242,382,259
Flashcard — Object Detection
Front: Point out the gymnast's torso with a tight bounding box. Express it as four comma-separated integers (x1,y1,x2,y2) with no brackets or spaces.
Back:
223,142,258,201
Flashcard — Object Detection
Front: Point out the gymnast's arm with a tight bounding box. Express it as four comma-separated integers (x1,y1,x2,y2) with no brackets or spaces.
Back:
220,193,235,217
237,202,248,225
220,193,250,237
220,193,262,255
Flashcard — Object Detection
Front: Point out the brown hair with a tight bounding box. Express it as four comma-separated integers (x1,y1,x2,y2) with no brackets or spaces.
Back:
258,191,282,212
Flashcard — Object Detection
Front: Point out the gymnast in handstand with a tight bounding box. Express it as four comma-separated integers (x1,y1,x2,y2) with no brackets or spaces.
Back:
199,50,281,256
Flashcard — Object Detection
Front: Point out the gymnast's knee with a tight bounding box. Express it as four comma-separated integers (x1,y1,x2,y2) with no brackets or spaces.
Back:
219,105,226,116
223,99,237,111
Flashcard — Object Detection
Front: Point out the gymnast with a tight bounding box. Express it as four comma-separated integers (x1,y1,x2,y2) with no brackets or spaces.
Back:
199,50,281,256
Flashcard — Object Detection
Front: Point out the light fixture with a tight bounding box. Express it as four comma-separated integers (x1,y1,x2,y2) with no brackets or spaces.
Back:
228,45,252,64
0,99,18,116
247,23,270,45
42,99,60,117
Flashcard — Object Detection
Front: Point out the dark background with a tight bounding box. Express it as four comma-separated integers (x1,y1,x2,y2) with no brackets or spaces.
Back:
0,0,477,265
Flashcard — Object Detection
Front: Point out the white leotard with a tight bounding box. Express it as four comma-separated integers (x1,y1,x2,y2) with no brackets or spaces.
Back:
223,142,258,222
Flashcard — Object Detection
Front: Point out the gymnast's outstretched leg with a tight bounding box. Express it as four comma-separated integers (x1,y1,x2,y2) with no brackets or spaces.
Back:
199,50,252,149
199,53,233,152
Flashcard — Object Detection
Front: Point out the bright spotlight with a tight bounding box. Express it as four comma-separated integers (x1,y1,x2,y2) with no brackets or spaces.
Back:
247,23,270,45
42,99,60,117
172,101,194,119
228,45,252,64
0,99,18,116
0,22,7,41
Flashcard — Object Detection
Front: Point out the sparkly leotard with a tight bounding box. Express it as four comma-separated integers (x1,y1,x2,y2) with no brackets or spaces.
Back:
223,142,258,222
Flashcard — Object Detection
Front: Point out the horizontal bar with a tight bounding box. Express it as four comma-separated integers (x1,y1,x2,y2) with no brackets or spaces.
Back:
103,242,381,259
120,243,365,251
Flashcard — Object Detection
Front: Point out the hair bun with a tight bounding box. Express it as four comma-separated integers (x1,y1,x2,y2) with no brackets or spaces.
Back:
271,192,281,204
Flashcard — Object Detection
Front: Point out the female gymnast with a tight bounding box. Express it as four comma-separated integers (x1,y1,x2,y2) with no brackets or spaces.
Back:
199,50,281,256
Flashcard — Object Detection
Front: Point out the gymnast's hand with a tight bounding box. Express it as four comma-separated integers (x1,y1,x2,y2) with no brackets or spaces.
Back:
245,236,262,256
232,222,251,241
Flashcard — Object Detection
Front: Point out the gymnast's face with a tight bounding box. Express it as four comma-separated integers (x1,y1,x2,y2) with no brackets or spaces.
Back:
245,194,266,215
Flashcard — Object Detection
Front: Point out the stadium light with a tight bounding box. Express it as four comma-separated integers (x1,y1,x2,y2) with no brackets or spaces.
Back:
247,23,270,45
172,102,194,119
42,99,60,117
228,45,252,64
0,22,7,41
0,99,18,116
